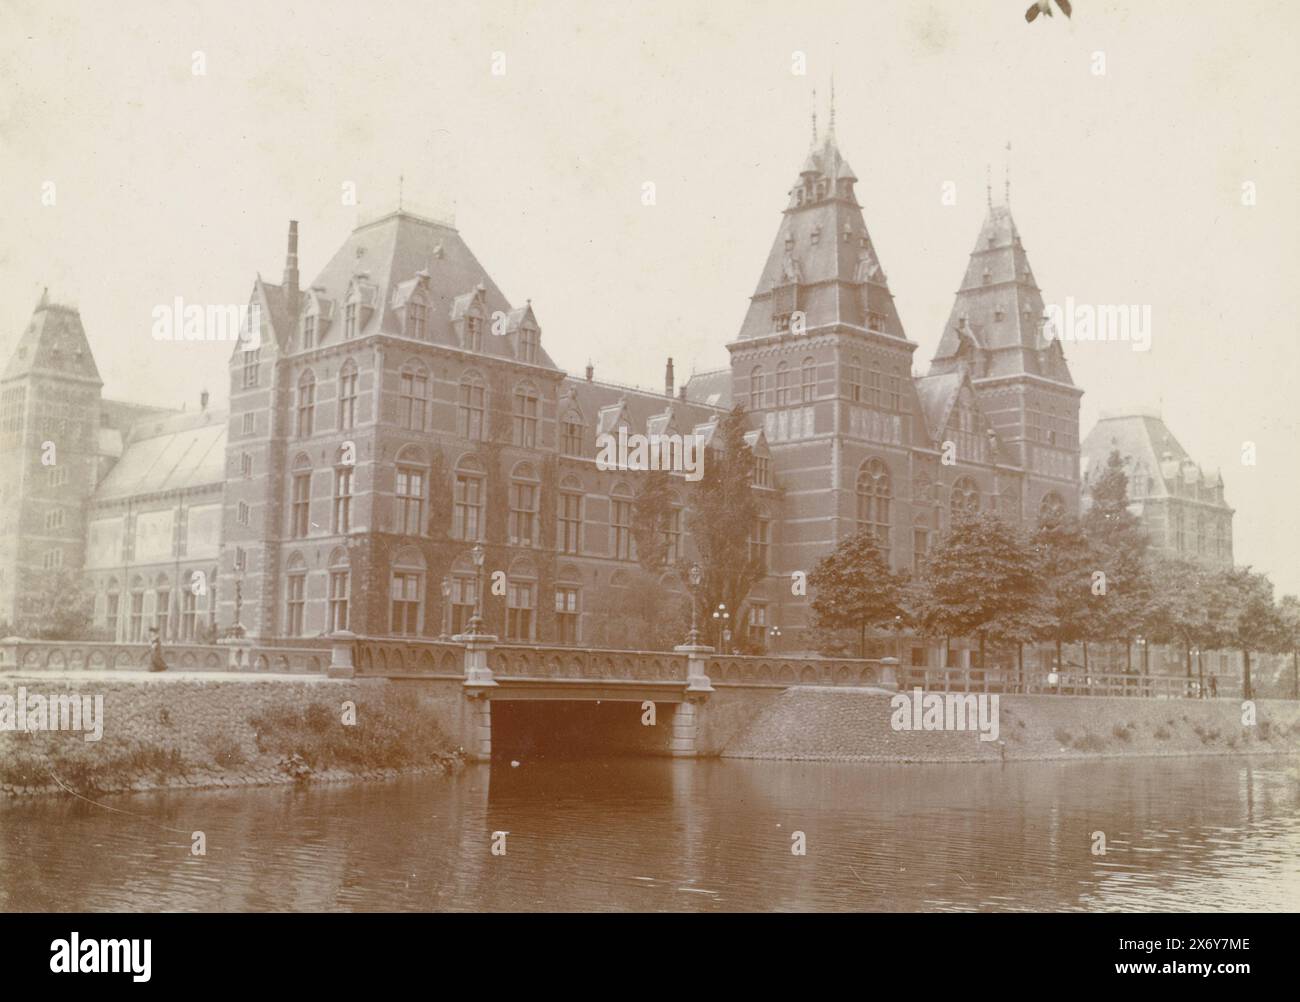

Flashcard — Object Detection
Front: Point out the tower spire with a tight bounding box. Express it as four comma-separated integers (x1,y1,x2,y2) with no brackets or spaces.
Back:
828,75,836,138
1004,141,1011,205
986,164,992,209
810,88,818,146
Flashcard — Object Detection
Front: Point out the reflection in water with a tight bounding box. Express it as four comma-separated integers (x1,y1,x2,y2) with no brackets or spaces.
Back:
2,756,1298,912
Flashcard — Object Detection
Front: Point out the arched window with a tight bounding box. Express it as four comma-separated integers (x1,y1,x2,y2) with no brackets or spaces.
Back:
1039,491,1066,527
775,362,790,407
750,366,765,411
856,458,891,562
513,381,539,448
335,359,358,431
912,514,930,574
510,462,539,547
399,363,428,431
154,573,172,639
297,369,316,437
454,456,485,541
801,357,816,403
951,476,980,518
390,547,426,636
458,370,486,441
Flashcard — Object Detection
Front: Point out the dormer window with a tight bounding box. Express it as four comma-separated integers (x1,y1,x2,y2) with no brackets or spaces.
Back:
519,326,538,364
466,314,483,351
303,315,317,349
344,302,358,339
406,299,427,340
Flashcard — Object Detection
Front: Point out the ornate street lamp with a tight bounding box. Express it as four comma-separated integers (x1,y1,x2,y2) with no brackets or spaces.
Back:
685,562,703,646
439,575,451,641
467,543,486,636
712,602,729,653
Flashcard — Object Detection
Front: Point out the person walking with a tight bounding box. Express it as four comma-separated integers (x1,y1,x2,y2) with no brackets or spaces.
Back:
147,626,168,673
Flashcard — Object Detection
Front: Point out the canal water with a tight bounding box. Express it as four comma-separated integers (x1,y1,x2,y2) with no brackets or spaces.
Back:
2,755,1298,912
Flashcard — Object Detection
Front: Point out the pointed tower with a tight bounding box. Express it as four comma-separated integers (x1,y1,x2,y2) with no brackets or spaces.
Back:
727,99,921,650
928,197,1083,515
0,292,104,630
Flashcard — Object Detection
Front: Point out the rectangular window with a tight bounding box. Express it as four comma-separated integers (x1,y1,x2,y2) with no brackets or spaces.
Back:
753,456,771,488
242,348,260,389
302,315,316,350
458,381,485,440
181,589,197,640
129,591,144,641
407,301,427,340
242,412,255,436
391,572,421,635
155,589,170,638
297,383,314,437
558,493,581,554
339,369,358,430
291,472,311,538
556,587,579,644
344,302,357,340
748,604,767,646
396,468,424,536
287,574,306,637
401,370,427,431
866,367,881,406
454,474,483,541
466,316,482,351
450,576,477,635
510,481,537,546
105,592,119,638
513,391,538,448
913,527,929,574
241,453,253,478
887,375,901,412
237,500,249,526
506,582,534,641
612,499,633,560
664,507,682,563
749,517,771,571
520,328,538,364
847,360,861,402
329,570,350,631
334,468,353,534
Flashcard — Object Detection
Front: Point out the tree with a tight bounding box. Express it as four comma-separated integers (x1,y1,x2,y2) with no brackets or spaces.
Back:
1082,449,1154,668
915,511,1043,672
1145,556,1218,688
1216,567,1284,700
807,529,904,658
586,569,690,651
1031,514,1101,674
684,405,764,635
21,568,95,640
631,468,675,575
1277,595,1300,699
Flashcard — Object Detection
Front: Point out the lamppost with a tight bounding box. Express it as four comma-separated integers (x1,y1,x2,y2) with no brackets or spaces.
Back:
769,624,782,653
439,575,451,641
467,543,486,636
685,563,703,646
712,603,729,653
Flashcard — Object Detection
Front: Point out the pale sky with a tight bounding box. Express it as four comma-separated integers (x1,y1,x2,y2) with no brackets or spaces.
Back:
2,0,1297,594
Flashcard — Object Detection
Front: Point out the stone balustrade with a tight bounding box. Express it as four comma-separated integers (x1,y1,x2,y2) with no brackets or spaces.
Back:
0,637,329,675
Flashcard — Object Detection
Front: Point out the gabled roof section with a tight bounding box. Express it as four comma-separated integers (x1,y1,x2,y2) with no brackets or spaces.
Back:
737,123,908,342
930,201,1074,385
3,292,102,385
682,368,733,409
92,408,227,502
913,371,965,442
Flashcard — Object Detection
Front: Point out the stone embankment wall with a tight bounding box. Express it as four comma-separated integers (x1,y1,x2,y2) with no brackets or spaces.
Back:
717,688,1300,762
0,674,461,796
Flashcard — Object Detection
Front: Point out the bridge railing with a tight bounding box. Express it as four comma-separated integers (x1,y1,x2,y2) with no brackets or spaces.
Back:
706,654,890,689
900,664,1241,699
351,638,466,677
489,643,689,683
0,637,330,675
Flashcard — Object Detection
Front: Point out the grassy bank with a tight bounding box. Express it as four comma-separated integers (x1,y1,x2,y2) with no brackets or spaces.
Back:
0,686,460,797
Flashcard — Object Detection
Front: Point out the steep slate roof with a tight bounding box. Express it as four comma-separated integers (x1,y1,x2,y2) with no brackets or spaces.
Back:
3,293,101,385
736,129,907,342
913,371,965,443
929,202,1074,384
562,376,723,440
682,367,733,408
300,210,560,369
1081,411,1223,501
92,409,227,502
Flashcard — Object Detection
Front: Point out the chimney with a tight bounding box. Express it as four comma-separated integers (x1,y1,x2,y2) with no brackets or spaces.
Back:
585,361,594,382
200,388,210,412
283,220,300,303
664,357,675,397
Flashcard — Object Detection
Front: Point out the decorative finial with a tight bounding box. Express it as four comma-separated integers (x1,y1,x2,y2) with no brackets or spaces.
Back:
810,88,818,146
986,164,992,208
398,174,404,211
828,74,836,137
1004,141,1011,204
